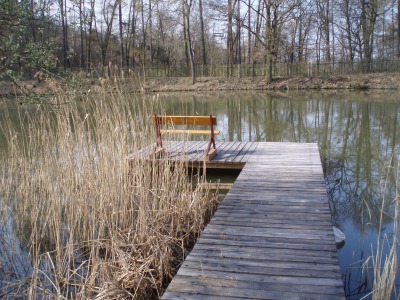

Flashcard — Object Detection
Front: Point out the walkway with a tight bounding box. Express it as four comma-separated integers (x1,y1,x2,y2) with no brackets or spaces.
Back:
140,142,345,299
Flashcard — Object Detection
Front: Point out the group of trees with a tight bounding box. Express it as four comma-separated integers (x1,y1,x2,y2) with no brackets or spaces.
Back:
1,0,400,83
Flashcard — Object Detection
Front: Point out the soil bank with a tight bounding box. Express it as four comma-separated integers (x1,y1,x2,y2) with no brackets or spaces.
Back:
1,73,400,98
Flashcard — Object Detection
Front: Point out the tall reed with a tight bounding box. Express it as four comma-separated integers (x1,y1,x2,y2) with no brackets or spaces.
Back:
361,159,399,300
370,160,399,300
0,91,217,299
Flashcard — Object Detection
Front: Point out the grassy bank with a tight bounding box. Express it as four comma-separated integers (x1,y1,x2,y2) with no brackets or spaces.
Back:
2,72,400,100
0,92,217,298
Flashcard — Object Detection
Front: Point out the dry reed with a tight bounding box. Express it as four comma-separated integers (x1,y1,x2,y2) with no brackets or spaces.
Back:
362,159,400,300
0,91,217,299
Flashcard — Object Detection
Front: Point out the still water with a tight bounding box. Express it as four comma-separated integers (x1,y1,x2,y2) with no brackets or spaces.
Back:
155,90,400,299
1,90,399,299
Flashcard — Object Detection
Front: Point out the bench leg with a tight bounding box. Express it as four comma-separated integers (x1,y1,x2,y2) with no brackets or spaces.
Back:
205,114,217,161
153,113,164,158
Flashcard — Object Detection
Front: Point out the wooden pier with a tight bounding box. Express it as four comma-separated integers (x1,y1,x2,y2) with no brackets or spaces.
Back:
135,140,259,169
137,141,345,299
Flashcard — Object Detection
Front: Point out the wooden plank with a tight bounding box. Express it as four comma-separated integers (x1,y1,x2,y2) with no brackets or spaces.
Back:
160,129,221,135
173,269,343,291
190,243,339,261
162,292,246,300
203,182,233,190
214,142,240,161
164,283,343,300
154,142,344,299
231,141,253,162
185,255,340,272
219,142,245,163
189,236,337,252
153,115,217,125
186,141,208,162
167,140,202,160
208,219,333,232
238,141,258,163
171,268,344,287
209,215,333,227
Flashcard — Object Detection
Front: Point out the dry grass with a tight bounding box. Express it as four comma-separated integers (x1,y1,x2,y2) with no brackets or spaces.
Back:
362,159,400,300
0,92,217,299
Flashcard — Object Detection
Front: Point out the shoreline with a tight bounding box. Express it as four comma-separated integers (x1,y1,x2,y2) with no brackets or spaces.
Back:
1,73,400,99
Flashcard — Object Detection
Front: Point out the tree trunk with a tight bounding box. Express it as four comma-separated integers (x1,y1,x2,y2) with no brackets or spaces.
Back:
79,0,85,69
361,0,377,71
324,0,330,64
344,0,353,67
126,0,136,68
237,0,241,78
141,0,146,80
265,1,272,83
149,0,153,65
397,0,400,58
247,0,251,65
99,0,118,66
253,0,263,77
182,0,190,70
297,1,303,62
199,0,206,75
183,1,195,84
119,0,124,68
227,0,234,77
60,0,69,70
87,0,95,70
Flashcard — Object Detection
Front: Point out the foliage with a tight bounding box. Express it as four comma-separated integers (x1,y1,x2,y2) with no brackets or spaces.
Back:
0,0,58,81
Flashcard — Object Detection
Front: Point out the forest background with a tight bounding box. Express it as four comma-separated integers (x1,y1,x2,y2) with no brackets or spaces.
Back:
1,0,400,94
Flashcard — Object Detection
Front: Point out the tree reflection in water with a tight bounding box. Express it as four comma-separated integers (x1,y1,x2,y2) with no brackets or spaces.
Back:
158,91,400,298
1,92,399,298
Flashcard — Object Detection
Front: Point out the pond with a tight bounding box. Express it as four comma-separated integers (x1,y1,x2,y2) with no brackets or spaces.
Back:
1,90,399,299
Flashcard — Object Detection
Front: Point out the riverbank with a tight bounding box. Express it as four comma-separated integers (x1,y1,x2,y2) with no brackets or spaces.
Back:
1,72,400,98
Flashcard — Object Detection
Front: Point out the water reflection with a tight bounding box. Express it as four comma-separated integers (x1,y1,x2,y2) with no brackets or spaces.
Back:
1,91,399,298
157,91,400,298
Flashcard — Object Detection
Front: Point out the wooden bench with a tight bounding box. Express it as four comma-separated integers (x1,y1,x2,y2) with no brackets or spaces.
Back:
152,114,220,161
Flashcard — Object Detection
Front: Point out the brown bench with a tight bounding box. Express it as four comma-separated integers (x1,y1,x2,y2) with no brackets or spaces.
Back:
152,114,220,161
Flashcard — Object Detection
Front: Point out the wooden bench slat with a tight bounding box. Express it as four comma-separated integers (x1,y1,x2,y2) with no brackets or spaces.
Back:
153,114,218,161
153,115,217,126
160,129,220,135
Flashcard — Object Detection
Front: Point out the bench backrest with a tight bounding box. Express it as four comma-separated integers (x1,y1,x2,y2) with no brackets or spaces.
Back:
153,115,217,126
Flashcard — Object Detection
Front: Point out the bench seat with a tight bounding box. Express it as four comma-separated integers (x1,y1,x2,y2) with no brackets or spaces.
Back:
160,129,221,135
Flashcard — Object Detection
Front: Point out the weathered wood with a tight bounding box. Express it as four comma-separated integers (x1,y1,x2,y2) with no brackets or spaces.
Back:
153,115,218,159
160,129,221,135
153,115,217,126
204,148,217,162
148,142,345,299
203,182,233,190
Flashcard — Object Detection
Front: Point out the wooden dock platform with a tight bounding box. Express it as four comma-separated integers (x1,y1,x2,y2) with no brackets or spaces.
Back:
135,140,259,169
136,141,345,299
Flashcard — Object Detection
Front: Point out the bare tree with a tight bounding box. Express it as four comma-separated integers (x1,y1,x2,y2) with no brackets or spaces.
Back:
60,0,70,70
360,0,378,70
316,0,331,64
95,0,118,66
182,0,195,83
237,0,241,78
199,0,207,75
227,0,235,77
397,0,400,58
118,0,124,68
